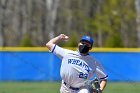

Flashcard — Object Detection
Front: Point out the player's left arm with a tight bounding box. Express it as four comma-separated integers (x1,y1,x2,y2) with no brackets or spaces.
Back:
95,61,108,92
100,79,107,91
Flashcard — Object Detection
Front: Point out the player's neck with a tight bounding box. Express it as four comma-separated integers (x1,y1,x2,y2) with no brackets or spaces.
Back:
77,50,89,56
81,53,89,56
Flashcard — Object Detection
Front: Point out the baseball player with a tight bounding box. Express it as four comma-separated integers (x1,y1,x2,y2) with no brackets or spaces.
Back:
46,34,108,93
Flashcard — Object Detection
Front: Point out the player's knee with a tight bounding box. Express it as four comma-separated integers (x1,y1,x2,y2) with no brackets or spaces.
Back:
78,88,89,93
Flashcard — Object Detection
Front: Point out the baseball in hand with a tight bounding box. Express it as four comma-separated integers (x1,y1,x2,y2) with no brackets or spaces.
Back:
65,36,69,39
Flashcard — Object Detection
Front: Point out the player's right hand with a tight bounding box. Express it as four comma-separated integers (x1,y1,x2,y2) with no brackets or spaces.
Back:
58,34,69,41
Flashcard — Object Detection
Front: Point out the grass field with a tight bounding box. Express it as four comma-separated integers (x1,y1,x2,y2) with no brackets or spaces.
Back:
0,81,140,93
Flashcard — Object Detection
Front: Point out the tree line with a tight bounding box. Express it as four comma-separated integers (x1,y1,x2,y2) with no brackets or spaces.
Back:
0,0,139,47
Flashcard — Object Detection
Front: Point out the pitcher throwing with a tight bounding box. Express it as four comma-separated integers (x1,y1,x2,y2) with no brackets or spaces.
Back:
46,34,108,93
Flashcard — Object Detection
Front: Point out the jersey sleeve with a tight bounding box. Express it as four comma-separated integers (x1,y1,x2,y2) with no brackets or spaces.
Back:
50,44,69,59
95,61,108,80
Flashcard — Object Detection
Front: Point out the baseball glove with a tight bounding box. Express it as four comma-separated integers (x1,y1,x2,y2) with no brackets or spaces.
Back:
85,77,102,93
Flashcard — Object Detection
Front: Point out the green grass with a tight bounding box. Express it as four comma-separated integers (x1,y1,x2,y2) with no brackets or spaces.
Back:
0,81,140,93
0,81,60,93
104,82,140,93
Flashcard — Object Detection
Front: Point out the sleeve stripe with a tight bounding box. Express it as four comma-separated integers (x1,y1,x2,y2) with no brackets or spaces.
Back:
51,44,56,53
100,75,108,79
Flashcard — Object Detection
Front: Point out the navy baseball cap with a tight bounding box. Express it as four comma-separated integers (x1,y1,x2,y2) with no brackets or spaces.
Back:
80,36,94,47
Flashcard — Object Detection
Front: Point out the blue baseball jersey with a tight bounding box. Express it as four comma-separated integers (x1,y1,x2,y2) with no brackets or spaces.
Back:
50,44,108,88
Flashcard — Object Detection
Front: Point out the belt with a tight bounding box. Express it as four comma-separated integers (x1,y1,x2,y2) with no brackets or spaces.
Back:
64,82,79,90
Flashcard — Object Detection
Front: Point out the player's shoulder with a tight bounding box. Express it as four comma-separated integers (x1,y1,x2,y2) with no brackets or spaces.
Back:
67,50,79,55
86,54,95,59
61,48,77,55
87,55,98,63
65,50,81,57
64,49,75,53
